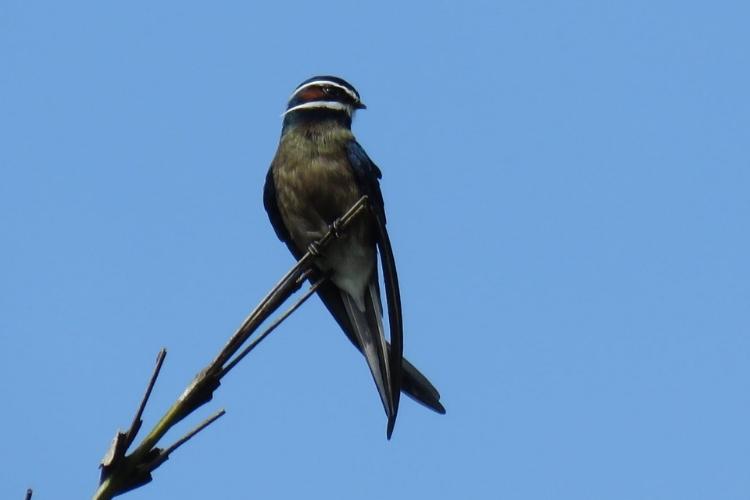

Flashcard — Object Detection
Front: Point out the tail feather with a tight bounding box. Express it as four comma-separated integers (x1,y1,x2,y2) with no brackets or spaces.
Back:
313,277,445,415
340,288,395,424
367,281,398,438
400,355,446,414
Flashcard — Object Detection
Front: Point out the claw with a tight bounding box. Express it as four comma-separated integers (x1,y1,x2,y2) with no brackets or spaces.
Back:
307,241,321,257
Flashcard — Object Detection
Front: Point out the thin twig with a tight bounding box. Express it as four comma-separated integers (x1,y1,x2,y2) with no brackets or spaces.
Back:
221,277,327,377
150,409,227,469
126,349,166,448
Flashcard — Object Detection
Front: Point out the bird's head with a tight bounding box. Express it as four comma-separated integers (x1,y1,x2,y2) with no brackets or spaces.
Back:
282,76,366,129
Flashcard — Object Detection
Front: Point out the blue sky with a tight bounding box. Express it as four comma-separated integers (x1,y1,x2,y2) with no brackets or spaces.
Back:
1,1,748,498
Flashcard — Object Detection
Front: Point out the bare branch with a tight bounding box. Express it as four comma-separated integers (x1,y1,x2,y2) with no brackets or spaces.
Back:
98,349,167,484
221,276,326,377
127,349,166,448
93,196,370,499
149,409,227,470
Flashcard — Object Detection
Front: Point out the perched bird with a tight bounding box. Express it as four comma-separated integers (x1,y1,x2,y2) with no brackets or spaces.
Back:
263,76,445,438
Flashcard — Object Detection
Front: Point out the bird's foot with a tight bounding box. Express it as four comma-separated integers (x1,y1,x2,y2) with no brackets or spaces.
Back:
307,241,322,257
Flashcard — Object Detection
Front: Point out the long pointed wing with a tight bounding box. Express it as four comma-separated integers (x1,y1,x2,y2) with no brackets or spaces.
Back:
345,141,404,431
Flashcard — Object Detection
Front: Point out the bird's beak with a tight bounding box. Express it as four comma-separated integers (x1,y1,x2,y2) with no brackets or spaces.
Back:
356,101,367,110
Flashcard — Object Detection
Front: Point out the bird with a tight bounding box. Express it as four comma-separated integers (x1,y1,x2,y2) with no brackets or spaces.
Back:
263,75,445,438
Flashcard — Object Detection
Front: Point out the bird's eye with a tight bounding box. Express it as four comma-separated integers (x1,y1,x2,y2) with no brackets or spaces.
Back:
322,86,333,95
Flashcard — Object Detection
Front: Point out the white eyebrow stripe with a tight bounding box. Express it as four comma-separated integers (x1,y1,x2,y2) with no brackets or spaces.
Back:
282,100,353,117
289,80,360,103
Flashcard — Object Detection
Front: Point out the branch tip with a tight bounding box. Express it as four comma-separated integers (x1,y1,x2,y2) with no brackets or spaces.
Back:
94,197,370,498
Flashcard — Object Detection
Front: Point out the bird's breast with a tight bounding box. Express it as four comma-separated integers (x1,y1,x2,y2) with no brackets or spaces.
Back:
273,133,368,246
271,129,376,301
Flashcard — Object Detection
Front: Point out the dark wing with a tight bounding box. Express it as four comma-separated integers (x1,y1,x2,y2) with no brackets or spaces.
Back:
264,165,303,259
346,140,404,427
